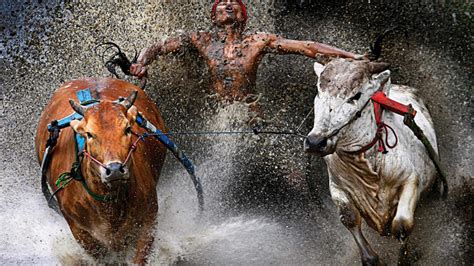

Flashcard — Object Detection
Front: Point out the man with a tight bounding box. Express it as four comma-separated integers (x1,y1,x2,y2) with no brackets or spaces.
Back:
130,0,365,123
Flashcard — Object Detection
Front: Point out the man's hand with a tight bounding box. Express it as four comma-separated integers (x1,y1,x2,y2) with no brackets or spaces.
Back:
129,63,148,78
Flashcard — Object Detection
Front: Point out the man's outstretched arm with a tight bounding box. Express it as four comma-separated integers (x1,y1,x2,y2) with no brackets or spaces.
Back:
130,35,189,78
264,34,365,60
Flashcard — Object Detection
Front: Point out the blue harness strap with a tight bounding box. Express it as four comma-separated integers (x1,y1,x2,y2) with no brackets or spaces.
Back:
73,89,95,151
47,88,99,131
136,113,204,210
76,88,93,103
44,89,203,210
75,133,86,152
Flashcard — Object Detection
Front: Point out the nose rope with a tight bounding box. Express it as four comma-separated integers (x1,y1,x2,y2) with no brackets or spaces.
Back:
79,135,144,171
122,134,144,165
80,151,110,170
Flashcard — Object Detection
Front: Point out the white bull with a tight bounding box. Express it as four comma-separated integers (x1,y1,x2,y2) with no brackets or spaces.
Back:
305,59,439,265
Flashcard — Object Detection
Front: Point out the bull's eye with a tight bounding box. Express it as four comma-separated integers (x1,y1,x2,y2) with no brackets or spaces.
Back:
125,126,132,135
349,92,362,103
86,132,94,139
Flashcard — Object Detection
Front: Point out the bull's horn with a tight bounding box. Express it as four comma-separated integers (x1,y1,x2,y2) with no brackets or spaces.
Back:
122,91,138,110
69,99,85,116
368,62,390,73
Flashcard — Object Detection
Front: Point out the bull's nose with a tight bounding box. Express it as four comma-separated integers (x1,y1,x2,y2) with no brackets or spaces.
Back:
304,135,327,153
103,162,127,182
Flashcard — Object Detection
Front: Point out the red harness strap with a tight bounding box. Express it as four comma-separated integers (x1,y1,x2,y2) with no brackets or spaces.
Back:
371,91,417,117
351,91,417,154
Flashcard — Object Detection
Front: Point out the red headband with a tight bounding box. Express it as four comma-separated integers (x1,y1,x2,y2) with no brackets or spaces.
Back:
211,0,248,26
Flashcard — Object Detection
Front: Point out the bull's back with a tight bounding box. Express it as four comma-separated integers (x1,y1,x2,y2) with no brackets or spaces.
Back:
35,77,167,182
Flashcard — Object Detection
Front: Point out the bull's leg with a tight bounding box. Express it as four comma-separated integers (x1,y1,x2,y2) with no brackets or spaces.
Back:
392,175,419,241
331,185,382,266
69,223,107,260
132,207,158,264
133,230,154,264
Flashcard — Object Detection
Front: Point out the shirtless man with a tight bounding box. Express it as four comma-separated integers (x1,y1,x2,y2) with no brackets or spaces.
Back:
130,0,365,121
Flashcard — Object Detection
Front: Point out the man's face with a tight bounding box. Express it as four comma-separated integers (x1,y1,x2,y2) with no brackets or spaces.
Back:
214,0,245,27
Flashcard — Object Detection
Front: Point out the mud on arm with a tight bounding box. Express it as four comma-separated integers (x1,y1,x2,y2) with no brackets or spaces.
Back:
131,35,191,77
137,35,190,65
265,34,364,62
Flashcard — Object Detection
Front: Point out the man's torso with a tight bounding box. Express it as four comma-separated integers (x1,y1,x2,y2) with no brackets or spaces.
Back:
190,32,270,101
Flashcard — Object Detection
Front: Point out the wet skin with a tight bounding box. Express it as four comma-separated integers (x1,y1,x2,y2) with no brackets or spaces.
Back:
131,0,364,110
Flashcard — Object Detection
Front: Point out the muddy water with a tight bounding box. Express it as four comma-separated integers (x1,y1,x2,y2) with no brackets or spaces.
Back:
0,1,472,265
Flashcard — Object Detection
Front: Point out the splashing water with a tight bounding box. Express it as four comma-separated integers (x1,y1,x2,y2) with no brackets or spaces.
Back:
0,104,301,264
150,103,299,264
1,101,470,264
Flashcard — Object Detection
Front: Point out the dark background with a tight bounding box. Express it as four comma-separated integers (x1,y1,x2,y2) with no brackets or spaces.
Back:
0,0,472,264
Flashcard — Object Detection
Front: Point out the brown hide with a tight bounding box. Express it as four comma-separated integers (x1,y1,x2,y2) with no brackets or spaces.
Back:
35,78,167,263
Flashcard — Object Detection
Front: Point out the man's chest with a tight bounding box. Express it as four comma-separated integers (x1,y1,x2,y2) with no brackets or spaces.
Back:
199,40,264,66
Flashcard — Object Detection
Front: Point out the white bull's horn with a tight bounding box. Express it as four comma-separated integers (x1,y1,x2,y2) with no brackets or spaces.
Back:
69,99,85,116
374,70,391,83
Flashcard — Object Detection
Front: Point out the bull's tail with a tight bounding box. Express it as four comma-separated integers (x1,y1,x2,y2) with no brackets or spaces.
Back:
40,145,62,214
95,42,148,89
95,42,137,79
370,26,408,60
41,173,61,214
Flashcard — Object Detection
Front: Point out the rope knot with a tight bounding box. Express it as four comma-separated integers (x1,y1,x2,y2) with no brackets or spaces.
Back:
376,122,398,153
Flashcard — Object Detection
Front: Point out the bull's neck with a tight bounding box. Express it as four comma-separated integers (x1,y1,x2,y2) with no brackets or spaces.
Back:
331,103,393,233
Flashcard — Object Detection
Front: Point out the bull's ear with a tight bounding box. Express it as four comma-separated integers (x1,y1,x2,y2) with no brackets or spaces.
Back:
70,119,85,134
127,105,138,125
368,62,390,73
313,62,324,78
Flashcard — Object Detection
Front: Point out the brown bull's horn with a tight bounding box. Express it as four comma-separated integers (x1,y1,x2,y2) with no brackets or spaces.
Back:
122,91,138,110
69,99,85,116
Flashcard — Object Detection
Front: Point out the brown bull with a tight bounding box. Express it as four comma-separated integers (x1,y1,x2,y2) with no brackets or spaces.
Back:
35,78,167,263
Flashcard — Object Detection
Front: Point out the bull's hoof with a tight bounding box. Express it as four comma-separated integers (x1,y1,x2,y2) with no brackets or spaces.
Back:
362,254,384,266
391,217,413,241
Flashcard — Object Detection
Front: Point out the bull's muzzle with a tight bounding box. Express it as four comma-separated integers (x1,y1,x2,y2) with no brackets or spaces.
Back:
102,162,129,183
304,135,328,155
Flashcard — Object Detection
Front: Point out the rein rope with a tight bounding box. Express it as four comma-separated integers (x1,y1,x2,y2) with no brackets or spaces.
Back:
137,129,307,138
47,106,311,209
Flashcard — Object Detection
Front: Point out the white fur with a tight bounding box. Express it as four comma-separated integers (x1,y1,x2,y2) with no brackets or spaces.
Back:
309,63,438,234
313,62,324,78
